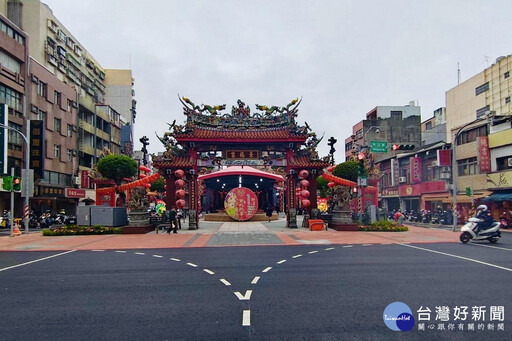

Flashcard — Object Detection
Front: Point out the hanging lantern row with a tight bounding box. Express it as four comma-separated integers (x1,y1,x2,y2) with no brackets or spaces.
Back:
299,169,309,179
139,165,151,173
117,173,161,191
174,169,185,179
299,169,310,208
174,172,186,208
321,172,357,188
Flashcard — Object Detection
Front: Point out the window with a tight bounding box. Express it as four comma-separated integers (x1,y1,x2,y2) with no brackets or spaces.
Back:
0,50,21,73
0,84,22,111
67,99,73,112
0,18,25,46
496,156,512,171
7,122,22,147
457,125,487,145
390,111,403,119
37,80,47,97
476,105,490,118
506,97,511,104
38,110,47,122
505,71,510,79
67,124,73,137
53,144,61,159
425,121,433,130
475,82,489,96
457,157,478,176
67,149,73,161
54,91,62,106
54,118,61,133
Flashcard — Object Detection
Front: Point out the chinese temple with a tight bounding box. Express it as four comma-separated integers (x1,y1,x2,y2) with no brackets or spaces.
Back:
152,97,330,229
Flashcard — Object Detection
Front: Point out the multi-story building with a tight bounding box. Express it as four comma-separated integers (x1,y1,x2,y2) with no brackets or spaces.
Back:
344,102,422,162
0,9,27,215
421,107,447,145
445,54,512,221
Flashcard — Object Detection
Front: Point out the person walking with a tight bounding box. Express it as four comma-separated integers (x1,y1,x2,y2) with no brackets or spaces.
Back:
176,208,183,229
265,206,273,222
167,207,177,234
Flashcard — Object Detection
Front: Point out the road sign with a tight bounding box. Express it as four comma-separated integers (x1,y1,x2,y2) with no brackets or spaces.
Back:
357,176,368,187
370,140,388,153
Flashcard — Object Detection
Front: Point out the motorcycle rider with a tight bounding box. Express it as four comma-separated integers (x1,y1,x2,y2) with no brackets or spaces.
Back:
474,204,495,234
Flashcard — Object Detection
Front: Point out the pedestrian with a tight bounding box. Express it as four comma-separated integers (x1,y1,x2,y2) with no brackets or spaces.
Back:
167,207,177,234
265,206,273,222
394,210,405,226
176,208,183,229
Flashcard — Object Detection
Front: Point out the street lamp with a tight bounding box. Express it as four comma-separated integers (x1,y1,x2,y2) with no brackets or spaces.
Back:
451,115,489,232
363,126,380,147
0,123,30,235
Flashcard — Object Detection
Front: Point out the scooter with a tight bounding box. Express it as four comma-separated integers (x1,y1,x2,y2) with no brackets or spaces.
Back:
459,217,501,244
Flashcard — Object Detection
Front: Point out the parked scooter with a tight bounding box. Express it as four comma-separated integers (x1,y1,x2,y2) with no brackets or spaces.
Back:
500,213,509,229
459,217,501,244
421,210,432,223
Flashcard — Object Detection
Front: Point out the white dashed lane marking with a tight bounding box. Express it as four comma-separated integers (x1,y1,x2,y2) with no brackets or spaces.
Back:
115,250,127,253
186,263,198,268
203,269,215,275
292,254,303,259
242,310,251,326
152,255,163,258
262,267,272,273
220,279,231,286
234,290,252,300
277,260,287,264
325,247,335,251
342,245,353,248
170,258,181,262
134,252,145,255
308,250,318,254
251,276,260,284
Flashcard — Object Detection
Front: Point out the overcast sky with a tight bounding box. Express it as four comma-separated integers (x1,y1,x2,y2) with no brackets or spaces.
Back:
43,0,512,162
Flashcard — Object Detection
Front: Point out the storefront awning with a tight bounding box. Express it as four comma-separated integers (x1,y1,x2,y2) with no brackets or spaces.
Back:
481,192,512,202
441,191,492,204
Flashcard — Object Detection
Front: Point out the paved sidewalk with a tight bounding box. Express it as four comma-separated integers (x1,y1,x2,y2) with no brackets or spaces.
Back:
0,218,461,251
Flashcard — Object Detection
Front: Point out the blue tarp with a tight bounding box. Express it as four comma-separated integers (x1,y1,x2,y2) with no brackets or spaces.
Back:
481,192,512,202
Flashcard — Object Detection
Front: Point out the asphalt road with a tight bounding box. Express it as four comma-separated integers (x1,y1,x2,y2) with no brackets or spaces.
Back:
1,238,511,340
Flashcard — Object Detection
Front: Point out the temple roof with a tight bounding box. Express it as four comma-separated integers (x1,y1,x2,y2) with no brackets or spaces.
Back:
289,155,330,168
152,156,195,168
175,127,308,142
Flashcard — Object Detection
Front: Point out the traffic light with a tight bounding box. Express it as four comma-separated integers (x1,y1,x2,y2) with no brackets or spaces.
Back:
328,137,337,154
465,187,472,197
357,153,366,176
392,144,415,151
13,176,21,191
2,176,12,191
351,187,358,198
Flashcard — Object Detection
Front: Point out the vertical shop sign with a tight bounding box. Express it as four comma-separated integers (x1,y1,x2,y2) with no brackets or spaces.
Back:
477,136,491,173
29,120,45,179
0,104,7,174
410,157,422,183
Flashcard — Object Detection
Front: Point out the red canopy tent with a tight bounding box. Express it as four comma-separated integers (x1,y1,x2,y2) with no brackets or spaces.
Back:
198,166,284,181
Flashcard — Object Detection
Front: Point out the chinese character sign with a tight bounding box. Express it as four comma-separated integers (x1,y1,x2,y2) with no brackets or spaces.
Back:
29,120,45,179
224,187,258,221
410,157,422,183
477,136,491,173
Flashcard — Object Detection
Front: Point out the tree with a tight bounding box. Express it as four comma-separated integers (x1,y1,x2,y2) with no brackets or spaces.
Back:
97,154,138,186
332,160,358,183
150,176,165,192
317,175,329,198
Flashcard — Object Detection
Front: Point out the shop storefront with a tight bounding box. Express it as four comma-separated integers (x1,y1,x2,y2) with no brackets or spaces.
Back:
33,185,80,216
399,184,420,212
420,180,450,211
484,170,512,222
381,188,399,212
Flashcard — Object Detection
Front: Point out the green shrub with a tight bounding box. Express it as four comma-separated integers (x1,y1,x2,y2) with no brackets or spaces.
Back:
42,225,122,236
358,220,408,232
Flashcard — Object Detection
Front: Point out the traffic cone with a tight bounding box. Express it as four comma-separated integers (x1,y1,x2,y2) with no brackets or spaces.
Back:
13,219,21,236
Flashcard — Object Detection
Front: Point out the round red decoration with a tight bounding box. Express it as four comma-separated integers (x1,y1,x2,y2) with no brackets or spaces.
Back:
300,179,309,188
301,199,311,208
175,179,185,188
224,187,258,221
299,170,309,178
176,199,186,209
175,189,185,198
175,169,185,178
300,190,310,199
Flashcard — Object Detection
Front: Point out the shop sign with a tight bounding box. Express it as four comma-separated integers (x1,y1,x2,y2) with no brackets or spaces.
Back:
477,136,491,173
420,180,447,193
221,159,264,166
29,120,45,179
224,187,258,221
392,158,399,186
65,188,86,198
0,104,7,174
486,171,512,189
37,185,65,198
410,157,422,183
399,184,421,197
437,149,451,167
382,188,399,197
81,170,90,189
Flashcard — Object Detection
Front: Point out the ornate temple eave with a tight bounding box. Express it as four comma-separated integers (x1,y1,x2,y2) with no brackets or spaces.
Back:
173,127,309,143
289,155,330,169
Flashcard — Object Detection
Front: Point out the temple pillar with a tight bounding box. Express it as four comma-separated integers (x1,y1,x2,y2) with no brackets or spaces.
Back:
165,171,176,210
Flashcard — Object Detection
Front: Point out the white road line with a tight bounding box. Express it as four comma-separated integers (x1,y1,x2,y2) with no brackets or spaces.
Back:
115,250,127,253
220,279,231,286
186,263,198,268
242,310,251,326
342,245,353,248
262,267,272,273
308,250,319,254
234,290,252,300
470,243,512,252
292,254,302,259
325,247,335,251
91,250,105,252
203,269,215,275
277,260,287,264
170,258,181,262
362,244,373,246
152,255,163,258
0,250,76,272
134,252,145,255
399,243,512,272
251,276,260,284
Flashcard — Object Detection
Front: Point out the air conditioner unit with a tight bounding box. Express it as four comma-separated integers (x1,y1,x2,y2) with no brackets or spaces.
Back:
73,177,81,185
440,173,450,179
399,176,407,183
508,158,512,167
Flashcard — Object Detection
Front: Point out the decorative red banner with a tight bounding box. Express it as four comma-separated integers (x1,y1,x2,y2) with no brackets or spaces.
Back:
224,187,258,221
437,149,451,167
410,157,422,183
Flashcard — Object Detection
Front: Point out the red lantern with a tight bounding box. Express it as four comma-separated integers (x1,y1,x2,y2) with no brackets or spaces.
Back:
300,179,309,188
145,183,151,189
299,170,309,178
175,189,185,198
139,174,147,179
139,165,146,171
176,199,185,209
174,169,185,178
327,182,336,188
327,165,335,173
300,190,310,199
175,179,185,188
301,199,311,208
